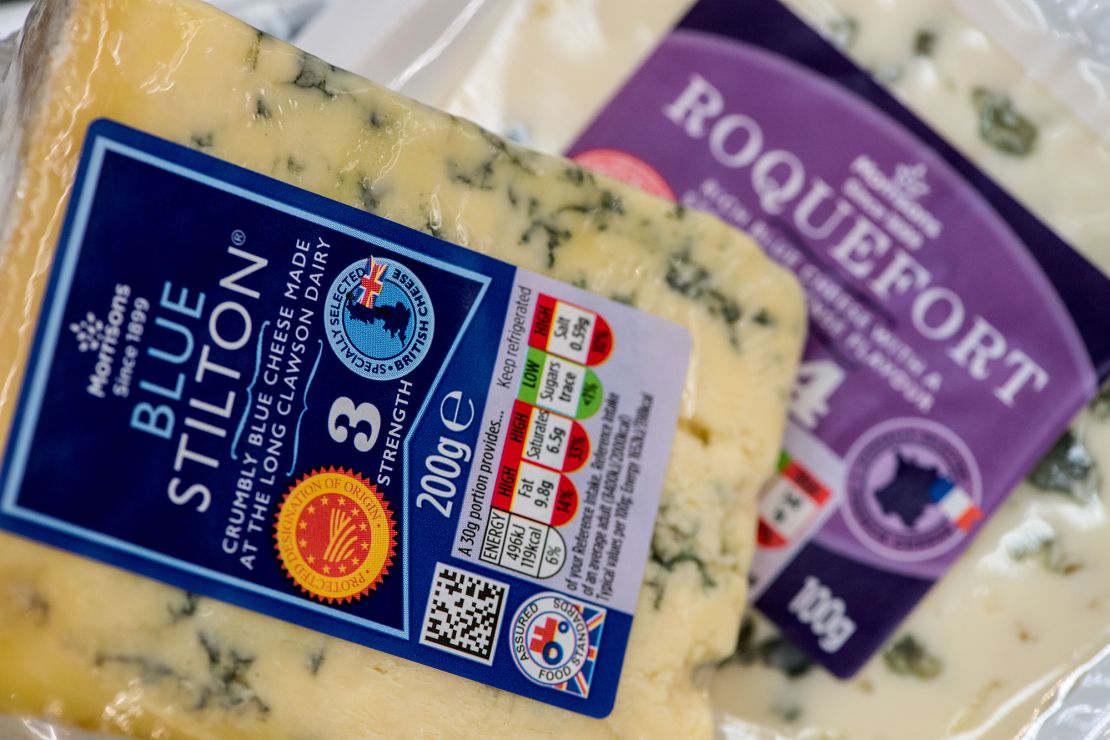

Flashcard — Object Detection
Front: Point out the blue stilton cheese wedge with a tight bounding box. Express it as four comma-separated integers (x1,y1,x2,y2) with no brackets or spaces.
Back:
0,0,804,736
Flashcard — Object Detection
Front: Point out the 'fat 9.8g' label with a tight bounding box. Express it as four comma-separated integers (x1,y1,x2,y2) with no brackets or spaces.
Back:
0,120,690,718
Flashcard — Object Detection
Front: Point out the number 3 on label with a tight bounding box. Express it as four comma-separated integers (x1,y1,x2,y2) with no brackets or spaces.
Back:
328,396,381,452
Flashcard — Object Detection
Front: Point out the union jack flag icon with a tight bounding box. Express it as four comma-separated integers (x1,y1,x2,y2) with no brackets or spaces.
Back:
553,603,606,698
354,256,388,309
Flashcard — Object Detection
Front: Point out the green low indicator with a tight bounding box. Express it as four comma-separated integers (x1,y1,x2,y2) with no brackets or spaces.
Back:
777,450,791,472
518,347,546,405
578,370,603,419
520,346,603,420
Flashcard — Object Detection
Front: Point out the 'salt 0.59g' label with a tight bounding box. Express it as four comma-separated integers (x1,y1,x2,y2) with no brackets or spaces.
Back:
0,119,691,717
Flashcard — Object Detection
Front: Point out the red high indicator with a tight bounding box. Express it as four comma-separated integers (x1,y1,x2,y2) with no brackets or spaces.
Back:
530,294,613,366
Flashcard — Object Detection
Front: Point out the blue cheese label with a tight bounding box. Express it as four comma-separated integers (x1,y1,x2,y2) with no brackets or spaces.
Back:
0,120,691,717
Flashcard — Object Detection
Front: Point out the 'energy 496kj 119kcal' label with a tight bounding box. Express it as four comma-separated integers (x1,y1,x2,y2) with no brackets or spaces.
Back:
0,119,691,717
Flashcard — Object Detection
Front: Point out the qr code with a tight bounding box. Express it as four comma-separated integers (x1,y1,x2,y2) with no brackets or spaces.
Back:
420,563,509,664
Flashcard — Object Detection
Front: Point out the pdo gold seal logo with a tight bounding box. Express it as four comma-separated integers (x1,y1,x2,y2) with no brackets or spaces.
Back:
275,467,396,603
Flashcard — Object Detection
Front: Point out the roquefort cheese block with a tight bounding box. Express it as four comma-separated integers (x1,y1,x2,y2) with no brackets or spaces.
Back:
713,3,1110,736
0,0,805,737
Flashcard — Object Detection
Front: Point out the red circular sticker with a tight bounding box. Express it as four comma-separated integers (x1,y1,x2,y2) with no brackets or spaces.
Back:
572,148,676,201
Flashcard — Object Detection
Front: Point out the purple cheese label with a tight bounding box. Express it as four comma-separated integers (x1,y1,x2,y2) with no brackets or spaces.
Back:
568,0,1110,676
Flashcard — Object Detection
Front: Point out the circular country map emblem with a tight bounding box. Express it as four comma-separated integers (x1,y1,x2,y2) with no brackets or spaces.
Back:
275,467,396,603
511,593,592,688
842,419,983,563
326,255,434,381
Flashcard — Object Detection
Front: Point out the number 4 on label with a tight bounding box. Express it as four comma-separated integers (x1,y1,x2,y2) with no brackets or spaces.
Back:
790,360,845,430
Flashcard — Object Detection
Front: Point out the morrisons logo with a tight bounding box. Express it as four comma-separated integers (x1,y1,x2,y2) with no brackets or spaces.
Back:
70,312,107,353
70,283,133,399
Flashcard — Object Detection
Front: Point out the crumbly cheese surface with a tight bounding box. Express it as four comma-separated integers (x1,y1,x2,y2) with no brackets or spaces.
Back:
431,1,1110,738
0,1,804,738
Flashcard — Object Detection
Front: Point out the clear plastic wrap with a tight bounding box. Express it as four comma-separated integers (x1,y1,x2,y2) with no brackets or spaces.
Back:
0,36,15,200
291,1,1110,738
205,0,326,39
0,0,805,737
1018,643,1110,738
295,0,695,150
0,3,33,38
0,0,326,39
296,0,522,109
954,0,1110,148
0,716,120,739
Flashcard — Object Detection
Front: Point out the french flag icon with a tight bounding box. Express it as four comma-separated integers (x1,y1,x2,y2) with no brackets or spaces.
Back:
928,478,982,532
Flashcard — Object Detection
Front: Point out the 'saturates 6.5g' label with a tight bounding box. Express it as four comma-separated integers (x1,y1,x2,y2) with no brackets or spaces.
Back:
569,0,1110,677
0,120,690,716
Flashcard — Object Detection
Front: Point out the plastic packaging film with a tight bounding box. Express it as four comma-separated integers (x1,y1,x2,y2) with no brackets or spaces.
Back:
294,0,1110,738
1,0,325,39
0,0,808,737
0,4,33,39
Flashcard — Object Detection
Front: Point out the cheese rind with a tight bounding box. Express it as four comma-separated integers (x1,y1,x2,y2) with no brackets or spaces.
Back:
0,0,804,737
